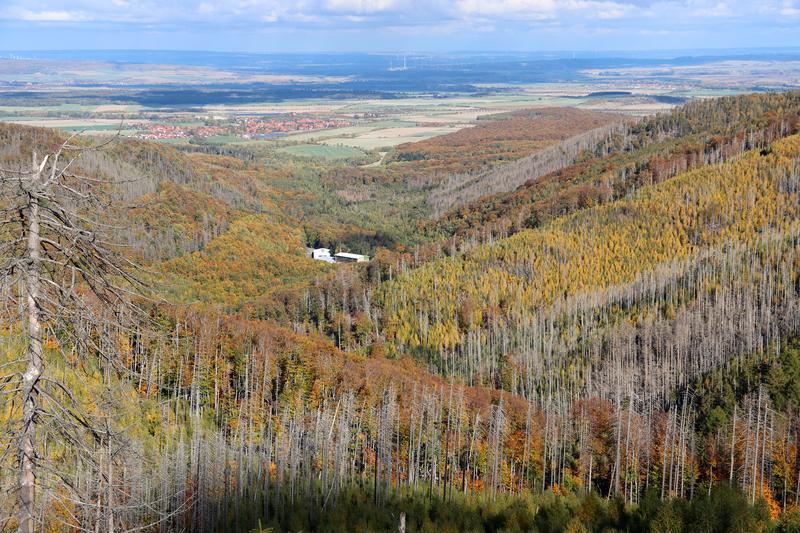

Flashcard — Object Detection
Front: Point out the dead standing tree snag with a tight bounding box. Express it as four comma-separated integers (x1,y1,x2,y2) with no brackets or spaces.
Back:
0,132,151,532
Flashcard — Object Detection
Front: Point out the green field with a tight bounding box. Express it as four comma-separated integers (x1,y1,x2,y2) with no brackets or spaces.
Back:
61,124,131,132
202,134,244,144
0,103,95,112
151,137,192,145
282,120,417,142
276,143,367,160
0,88,693,153
318,126,464,150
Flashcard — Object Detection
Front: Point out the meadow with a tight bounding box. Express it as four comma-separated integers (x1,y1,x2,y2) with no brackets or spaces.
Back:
276,143,367,159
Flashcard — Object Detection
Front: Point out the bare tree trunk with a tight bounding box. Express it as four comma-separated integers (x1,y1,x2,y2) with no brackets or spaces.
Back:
730,404,737,482
752,388,762,504
2,137,154,531
610,389,622,497
107,424,115,533
19,160,43,533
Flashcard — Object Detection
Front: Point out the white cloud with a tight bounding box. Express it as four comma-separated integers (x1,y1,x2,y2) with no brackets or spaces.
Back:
0,0,792,41
455,0,634,20
18,9,92,22
325,0,399,12
456,0,558,18
781,0,800,16
691,1,731,17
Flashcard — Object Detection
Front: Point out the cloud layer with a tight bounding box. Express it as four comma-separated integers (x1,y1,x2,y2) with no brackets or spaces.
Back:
0,0,797,51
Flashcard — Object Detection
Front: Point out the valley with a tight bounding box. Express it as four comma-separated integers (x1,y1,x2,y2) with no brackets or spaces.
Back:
3,49,800,532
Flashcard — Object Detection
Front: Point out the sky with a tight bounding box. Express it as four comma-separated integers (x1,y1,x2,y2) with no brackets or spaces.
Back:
0,0,798,53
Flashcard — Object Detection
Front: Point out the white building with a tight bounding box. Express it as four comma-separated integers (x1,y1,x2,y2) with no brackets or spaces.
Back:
310,248,335,263
334,252,369,263
307,247,368,264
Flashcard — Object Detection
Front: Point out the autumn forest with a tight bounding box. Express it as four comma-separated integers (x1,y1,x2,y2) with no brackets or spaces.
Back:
3,90,800,532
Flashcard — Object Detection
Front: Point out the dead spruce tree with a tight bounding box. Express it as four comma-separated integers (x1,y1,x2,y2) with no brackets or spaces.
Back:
0,134,151,532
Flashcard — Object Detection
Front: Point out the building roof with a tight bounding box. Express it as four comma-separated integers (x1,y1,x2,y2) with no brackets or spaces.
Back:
334,252,366,259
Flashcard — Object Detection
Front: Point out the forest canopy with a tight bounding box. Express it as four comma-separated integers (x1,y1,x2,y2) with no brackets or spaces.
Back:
2,92,800,531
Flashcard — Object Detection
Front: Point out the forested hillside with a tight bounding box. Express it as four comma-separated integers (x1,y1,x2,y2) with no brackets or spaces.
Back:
4,93,800,532
429,91,800,243
261,92,800,356
382,135,800,377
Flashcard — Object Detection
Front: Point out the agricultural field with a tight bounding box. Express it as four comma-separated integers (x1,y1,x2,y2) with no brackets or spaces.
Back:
2,53,799,163
0,117,146,131
0,58,348,85
0,76,703,158
318,125,465,150
276,143,366,159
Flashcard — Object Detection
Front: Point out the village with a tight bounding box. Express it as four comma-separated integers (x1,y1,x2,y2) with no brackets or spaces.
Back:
136,114,350,141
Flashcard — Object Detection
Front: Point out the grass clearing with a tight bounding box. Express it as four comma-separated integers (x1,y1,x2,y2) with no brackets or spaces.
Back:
319,125,466,150
283,120,417,142
277,143,366,160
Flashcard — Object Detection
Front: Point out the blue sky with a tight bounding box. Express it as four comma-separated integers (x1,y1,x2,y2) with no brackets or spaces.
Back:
0,0,798,52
